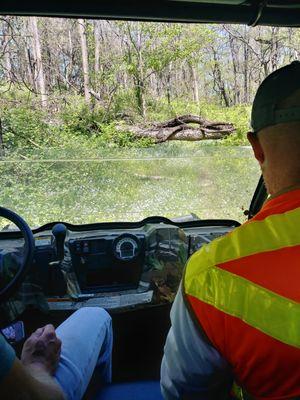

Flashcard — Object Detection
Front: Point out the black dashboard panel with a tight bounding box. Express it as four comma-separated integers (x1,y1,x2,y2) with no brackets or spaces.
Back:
0,218,240,317
69,233,145,292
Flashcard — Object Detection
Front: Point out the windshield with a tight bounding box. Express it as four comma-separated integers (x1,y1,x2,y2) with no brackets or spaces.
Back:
0,145,259,227
1,17,280,227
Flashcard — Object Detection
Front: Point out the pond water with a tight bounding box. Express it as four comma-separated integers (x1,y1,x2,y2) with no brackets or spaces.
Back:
0,143,260,227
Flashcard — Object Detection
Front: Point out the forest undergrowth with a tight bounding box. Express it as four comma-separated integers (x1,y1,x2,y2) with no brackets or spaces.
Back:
0,90,251,152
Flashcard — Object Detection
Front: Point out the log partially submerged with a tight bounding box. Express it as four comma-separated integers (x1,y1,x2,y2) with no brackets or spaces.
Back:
122,114,235,143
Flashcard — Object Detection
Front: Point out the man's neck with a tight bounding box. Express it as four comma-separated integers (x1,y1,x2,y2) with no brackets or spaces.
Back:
268,182,300,201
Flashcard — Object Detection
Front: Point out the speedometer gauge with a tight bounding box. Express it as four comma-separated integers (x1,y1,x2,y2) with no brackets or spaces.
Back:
113,234,141,261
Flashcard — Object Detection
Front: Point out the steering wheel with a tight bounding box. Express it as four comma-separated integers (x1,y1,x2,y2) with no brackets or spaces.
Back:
0,207,35,303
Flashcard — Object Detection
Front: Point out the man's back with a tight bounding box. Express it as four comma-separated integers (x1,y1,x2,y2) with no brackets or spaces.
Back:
184,187,300,398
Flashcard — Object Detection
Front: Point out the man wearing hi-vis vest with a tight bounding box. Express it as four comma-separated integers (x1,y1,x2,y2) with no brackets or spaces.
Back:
160,61,300,400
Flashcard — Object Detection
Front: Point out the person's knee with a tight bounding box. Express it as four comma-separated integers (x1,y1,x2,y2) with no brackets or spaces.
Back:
74,307,112,335
74,306,111,323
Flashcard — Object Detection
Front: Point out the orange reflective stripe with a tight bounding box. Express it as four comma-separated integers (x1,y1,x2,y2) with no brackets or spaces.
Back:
217,244,300,302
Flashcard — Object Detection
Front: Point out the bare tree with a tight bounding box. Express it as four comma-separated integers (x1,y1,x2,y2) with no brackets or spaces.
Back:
78,18,91,103
0,17,299,117
211,47,231,107
31,17,48,106
189,63,199,103
1,17,13,83
94,20,101,77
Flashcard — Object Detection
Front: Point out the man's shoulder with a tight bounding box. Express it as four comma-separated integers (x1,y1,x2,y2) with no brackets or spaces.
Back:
186,221,249,272
183,221,259,314
184,205,298,288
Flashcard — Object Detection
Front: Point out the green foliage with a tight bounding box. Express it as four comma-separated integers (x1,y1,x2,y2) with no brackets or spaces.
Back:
97,123,154,148
112,90,139,119
199,103,251,146
1,106,52,148
0,89,250,150
117,22,214,115
0,84,40,108
120,22,212,77
60,99,107,136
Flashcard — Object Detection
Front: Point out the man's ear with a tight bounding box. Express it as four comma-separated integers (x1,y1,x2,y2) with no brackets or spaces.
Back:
247,132,265,165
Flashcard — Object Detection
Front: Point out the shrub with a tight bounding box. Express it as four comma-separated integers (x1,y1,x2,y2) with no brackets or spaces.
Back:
97,122,154,148
1,106,52,148
0,90,251,150
112,90,140,122
199,103,251,146
59,98,108,137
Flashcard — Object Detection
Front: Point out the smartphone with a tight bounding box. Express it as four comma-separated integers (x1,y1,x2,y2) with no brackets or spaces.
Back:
1,321,25,343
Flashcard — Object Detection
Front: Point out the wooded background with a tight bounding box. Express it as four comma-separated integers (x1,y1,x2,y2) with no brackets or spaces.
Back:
2,18,299,111
0,17,270,224
0,17,299,148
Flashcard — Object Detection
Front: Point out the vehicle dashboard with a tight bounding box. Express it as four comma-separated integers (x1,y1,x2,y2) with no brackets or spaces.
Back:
0,217,240,319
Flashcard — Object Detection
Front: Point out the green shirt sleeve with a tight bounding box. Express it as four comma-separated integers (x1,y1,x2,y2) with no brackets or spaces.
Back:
0,333,16,381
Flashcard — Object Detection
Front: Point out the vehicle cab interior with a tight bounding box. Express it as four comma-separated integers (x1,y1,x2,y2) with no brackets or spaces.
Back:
0,1,299,399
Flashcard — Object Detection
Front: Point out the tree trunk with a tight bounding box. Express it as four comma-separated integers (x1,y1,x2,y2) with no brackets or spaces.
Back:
166,63,173,105
2,17,13,83
243,42,249,103
66,26,74,89
288,28,297,62
228,33,239,104
43,25,53,89
270,27,280,72
0,118,5,156
212,49,230,107
135,76,146,118
25,46,36,90
120,114,235,143
190,63,199,103
31,17,47,107
94,20,101,77
24,20,36,91
135,42,146,118
78,19,91,103
241,26,249,103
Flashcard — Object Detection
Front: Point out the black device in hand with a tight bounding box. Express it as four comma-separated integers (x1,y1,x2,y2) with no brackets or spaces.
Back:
1,320,25,343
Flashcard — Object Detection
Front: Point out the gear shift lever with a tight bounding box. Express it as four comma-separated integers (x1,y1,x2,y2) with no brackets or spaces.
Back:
51,223,67,264
48,223,67,295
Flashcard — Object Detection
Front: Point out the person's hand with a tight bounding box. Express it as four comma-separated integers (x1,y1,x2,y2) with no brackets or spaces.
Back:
21,324,62,376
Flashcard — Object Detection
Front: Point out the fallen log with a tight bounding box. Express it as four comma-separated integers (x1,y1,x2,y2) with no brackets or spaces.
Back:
119,114,235,143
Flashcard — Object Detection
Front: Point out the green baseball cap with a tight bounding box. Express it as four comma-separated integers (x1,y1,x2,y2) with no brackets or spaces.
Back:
251,61,300,133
